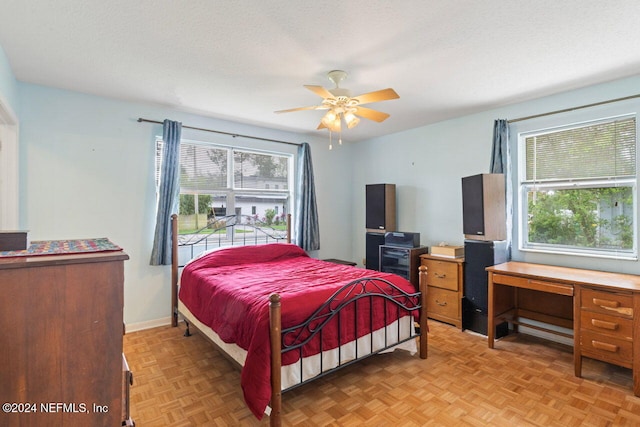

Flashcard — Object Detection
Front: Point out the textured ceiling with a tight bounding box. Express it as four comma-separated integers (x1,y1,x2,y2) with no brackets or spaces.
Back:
1,1,640,141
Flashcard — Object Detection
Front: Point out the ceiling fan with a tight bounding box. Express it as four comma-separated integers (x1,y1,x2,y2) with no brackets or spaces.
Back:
275,70,399,135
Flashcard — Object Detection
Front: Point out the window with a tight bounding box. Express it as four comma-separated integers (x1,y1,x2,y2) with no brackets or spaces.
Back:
156,140,293,233
518,115,637,258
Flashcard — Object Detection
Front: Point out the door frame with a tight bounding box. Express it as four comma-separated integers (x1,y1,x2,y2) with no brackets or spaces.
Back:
0,93,19,229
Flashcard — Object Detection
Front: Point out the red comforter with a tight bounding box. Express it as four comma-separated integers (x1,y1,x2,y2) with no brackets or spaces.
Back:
179,243,418,419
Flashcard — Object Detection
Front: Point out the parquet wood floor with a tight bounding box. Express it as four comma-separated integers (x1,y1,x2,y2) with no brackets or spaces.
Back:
123,321,640,426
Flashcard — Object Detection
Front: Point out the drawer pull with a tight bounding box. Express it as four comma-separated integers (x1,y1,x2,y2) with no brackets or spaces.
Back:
591,340,618,353
592,298,620,309
592,298,633,316
434,273,447,279
435,300,447,307
590,319,618,330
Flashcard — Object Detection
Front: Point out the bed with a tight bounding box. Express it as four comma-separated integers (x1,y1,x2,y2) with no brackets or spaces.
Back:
170,213,428,426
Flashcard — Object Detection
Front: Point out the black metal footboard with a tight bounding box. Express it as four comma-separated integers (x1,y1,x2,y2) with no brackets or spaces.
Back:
281,277,421,392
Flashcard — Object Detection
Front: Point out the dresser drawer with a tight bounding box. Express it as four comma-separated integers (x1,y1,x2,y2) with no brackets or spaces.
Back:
427,286,460,319
422,259,459,291
581,288,633,318
580,330,633,368
580,310,633,340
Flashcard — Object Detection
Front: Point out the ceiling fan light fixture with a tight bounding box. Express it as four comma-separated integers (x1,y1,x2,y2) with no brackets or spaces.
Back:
329,115,341,132
321,110,343,132
321,110,337,128
343,111,360,129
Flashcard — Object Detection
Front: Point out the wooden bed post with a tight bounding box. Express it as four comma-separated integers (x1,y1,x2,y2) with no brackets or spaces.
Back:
171,214,179,327
286,213,292,244
418,265,428,359
269,293,282,427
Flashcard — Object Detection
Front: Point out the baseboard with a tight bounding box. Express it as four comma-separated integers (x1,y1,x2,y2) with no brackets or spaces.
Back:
518,323,574,347
126,316,173,333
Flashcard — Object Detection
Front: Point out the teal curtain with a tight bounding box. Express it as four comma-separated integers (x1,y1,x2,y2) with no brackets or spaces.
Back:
490,119,509,173
150,120,182,265
294,142,320,251
490,119,512,258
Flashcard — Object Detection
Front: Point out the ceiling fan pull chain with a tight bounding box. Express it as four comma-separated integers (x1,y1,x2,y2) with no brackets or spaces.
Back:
329,131,333,150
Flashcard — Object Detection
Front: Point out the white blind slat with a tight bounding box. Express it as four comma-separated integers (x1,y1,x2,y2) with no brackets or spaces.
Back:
525,117,636,182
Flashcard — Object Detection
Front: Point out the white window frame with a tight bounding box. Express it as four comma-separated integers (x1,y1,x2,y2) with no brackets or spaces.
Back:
517,113,638,260
156,138,294,228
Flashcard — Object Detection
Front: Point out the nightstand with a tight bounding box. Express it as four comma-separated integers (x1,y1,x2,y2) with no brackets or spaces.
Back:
323,258,357,266
420,254,464,328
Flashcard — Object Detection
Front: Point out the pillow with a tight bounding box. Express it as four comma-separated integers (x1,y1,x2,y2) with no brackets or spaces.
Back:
186,243,307,270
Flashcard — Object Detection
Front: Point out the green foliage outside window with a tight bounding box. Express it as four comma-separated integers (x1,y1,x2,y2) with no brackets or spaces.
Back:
527,186,633,250
179,194,213,215
264,208,276,225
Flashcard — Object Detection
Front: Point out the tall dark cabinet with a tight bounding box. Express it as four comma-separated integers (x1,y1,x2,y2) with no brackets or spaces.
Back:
365,184,396,270
461,173,508,336
462,240,508,335
365,232,386,270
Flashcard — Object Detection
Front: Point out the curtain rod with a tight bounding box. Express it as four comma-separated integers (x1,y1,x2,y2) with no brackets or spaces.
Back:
137,117,301,147
508,93,640,124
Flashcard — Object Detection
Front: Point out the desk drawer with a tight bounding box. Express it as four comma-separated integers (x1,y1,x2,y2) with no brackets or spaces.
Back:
581,288,633,318
580,310,633,340
422,259,459,291
427,286,460,319
580,330,633,368
491,273,573,296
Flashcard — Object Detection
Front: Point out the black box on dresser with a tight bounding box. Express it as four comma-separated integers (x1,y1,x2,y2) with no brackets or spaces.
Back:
0,231,29,251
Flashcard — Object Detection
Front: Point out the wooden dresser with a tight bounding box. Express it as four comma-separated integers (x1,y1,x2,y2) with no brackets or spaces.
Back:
486,261,640,397
0,249,131,426
420,254,464,328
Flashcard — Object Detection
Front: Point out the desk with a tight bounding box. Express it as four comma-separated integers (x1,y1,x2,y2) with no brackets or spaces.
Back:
487,261,640,397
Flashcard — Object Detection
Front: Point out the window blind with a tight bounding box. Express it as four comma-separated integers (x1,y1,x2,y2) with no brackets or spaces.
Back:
233,150,289,191
179,143,228,192
525,117,636,182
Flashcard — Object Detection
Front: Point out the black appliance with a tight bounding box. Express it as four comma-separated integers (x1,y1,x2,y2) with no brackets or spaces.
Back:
384,231,420,248
463,239,509,337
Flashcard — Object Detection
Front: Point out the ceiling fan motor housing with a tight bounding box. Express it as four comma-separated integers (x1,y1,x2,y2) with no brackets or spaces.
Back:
329,88,351,97
327,70,348,86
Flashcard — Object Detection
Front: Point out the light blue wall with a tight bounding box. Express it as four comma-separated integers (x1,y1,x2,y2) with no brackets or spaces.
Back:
17,83,355,326
12,57,640,326
0,44,18,111
351,74,640,276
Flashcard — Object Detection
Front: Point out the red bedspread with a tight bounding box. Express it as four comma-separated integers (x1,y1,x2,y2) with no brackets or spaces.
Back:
179,243,418,419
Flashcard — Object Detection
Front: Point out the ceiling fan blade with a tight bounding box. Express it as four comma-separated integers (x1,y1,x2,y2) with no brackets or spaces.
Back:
354,106,390,122
275,105,323,114
304,85,335,99
317,122,327,130
352,88,399,105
